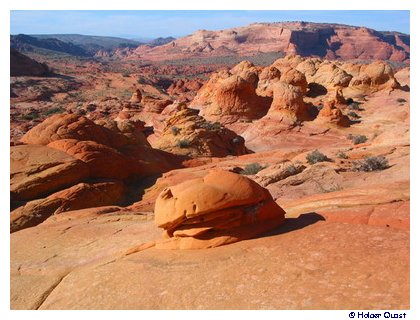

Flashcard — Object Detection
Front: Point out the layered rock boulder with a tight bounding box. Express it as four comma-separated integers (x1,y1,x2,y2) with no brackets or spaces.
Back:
11,113,181,231
279,67,308,92
141,96,172,113
20,113,129,148
256,65,281,97
394,67,410,88
266,82,309,122
130,89,142,103
47,139,138,180
19,113,176,176
152,108,247,157
314,101,350,127
191,61,272,124
10,144,89,201
348,61,401,90
154,170,286,249
310,62,353,89
10,181,125,232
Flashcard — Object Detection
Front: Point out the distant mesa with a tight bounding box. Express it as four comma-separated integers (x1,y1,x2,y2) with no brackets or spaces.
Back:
127,21,409,63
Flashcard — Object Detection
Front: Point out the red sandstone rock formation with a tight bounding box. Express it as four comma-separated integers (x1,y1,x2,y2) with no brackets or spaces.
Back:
154,170,286,249
141,96,172,113
151,108,248,157
11,113,182,231
127,22,409,63
314,101,350,127
130,89,142,103
10,181,125,232
191,61,271,124
10,144,89,201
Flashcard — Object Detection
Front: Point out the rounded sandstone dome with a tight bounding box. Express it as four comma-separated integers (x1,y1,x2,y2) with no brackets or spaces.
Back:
154,170,286,249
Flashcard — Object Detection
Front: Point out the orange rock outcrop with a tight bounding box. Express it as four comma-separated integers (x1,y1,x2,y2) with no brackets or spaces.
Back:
154,170,286,249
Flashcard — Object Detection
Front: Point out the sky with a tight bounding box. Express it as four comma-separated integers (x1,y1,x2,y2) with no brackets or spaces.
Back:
10,10,410,39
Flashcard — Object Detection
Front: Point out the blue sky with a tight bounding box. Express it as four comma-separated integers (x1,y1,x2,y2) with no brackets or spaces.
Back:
10,10,410,39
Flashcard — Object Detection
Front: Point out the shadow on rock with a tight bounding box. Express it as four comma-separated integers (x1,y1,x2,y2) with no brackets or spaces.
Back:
259,212,325,238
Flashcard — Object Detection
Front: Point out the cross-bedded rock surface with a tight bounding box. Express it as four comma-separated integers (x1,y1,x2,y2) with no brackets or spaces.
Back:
10,38,410,310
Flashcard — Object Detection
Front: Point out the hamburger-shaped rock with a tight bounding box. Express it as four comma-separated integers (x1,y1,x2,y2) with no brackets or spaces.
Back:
154,170,286,249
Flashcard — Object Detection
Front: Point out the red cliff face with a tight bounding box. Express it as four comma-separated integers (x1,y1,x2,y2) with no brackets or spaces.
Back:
127,22,409,63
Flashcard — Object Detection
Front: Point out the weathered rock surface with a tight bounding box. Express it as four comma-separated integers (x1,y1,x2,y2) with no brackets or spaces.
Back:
151,108,247,157
11,215,409,309
11,113,182,232
191,62,272,124
47,139,137,179
130,89,142,103
141,96,172,113
266,82,309,122
349,61,401,91
20,113,130,148
9,32,410,311
11,181,125,232
154,170,285,249
314,101,350,127
10,144,89,201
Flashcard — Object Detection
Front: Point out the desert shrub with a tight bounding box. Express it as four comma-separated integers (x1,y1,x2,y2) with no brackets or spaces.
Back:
347,134,368,145
241,163,265,175
20,112,39,121
201,121,222,131
286,164,299,175
43,107,64,116
396,98,407,103
86,104,96,112
137,77,148,85
347,111,360,119
337,151,349,159
352,156,389,172
348,102,363,111
171,126,180,136
306,150,330,164
118,89,133,99
122,71,130,77
176,139,190,148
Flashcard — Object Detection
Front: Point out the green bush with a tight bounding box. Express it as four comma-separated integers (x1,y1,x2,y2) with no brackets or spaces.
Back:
43,107,64,116
285,164,299,175
241,163,265,175
337,151,349,159
347,111,360,119
20,112,39,121
347,134,368,145
352,156,389,172
176,139,190,148
306,150,330,164
171,126,180,136
201,121,222,131
348,102,362,111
